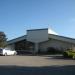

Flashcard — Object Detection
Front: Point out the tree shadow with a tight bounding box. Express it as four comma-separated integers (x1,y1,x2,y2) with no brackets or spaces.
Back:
0,65,75,75
39,54,74,60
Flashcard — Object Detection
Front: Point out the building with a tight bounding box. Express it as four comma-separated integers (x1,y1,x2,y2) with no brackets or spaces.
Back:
7,28,75,54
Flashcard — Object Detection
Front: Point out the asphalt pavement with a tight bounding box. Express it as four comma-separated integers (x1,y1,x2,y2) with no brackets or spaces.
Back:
0,55,75,75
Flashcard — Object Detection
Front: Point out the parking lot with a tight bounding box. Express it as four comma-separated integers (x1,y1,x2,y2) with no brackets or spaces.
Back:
0,55,75,75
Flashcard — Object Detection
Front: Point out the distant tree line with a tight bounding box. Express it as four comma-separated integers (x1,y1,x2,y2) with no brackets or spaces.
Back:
0,31,7,48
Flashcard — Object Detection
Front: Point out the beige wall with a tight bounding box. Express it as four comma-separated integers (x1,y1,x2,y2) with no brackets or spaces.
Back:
39,38,75,52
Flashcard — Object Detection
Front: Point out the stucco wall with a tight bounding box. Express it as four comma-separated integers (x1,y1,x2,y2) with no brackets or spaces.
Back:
39,38,75,52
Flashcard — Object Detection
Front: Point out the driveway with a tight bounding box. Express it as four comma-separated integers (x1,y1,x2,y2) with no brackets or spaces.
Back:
0,55,75,75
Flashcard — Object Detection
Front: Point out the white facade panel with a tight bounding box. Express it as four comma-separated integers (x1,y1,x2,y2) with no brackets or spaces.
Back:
27,29,48,43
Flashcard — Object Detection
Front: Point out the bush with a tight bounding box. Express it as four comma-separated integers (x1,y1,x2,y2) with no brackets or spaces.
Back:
63,52,68,58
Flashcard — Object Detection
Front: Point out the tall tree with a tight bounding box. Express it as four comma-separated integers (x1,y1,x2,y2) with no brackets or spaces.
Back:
0,31,7,48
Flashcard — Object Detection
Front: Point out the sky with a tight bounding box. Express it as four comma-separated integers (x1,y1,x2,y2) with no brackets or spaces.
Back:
0,0,75,40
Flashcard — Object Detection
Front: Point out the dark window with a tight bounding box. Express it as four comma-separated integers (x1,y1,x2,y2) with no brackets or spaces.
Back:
0,49,2,53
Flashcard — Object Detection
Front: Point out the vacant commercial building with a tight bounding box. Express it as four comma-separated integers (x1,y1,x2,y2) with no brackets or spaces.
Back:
7,28,75,54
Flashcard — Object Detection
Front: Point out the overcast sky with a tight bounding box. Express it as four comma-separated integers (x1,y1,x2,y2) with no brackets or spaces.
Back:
0,0,75,40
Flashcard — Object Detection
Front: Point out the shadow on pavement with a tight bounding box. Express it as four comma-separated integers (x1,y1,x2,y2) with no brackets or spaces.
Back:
39,54,74,60
0,65,75,75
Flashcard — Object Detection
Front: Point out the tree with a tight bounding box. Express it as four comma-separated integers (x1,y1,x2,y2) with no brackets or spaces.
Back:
0,31,7,48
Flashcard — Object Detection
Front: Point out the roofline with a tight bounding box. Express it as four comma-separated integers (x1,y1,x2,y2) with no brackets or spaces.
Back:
50,34,75,41
7,35,27,44
7,30,75,45
8,35,26,41
27,28,48,31
48,34,75,44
